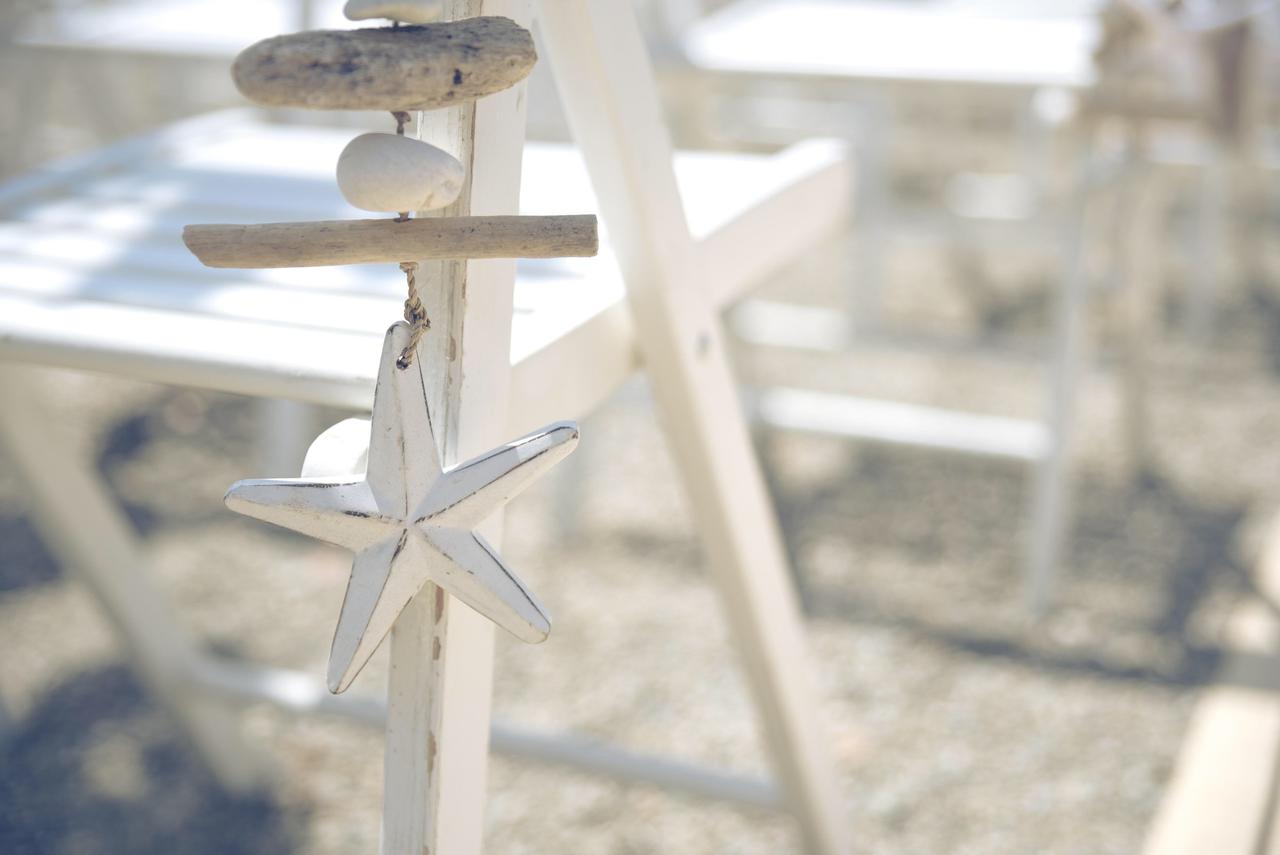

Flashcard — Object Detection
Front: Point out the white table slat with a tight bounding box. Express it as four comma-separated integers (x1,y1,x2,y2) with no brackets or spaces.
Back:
0,112,845,427
684,0,1102,90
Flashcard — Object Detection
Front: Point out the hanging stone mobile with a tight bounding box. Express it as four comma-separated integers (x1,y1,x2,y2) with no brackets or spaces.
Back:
187,5,598,694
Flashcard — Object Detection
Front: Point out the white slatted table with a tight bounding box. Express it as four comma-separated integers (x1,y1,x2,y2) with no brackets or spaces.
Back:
0,111,843,418
0,106,850,813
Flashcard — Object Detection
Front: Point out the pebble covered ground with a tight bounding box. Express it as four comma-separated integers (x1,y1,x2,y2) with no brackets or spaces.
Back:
2,214,1278,853
2,10,1280,845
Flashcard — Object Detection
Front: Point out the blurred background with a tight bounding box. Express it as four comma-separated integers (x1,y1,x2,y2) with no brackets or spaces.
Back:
1,0,1278,852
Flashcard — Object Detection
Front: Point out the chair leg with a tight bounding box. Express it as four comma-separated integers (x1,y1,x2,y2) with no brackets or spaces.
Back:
550,409,592,542
1187,142,1228,345
1115,153,1164,482
538,5,850,851
0,364,267,793
255,397,319,477
847,93,891,342
1025,168,1093,615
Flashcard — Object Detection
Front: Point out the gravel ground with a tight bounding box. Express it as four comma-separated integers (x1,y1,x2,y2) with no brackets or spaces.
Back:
2,27,1279,848
2,215,1279,854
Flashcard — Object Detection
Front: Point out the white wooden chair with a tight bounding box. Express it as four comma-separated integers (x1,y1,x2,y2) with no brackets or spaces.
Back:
0,3,854,848
656,0,1175,612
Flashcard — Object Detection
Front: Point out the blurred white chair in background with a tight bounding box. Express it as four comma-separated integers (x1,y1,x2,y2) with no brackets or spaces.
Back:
650,0,1119,612
643,0,1277,611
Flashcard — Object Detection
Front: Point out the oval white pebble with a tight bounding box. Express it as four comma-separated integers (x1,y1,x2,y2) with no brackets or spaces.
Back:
344,0,442,24
336,133,464,214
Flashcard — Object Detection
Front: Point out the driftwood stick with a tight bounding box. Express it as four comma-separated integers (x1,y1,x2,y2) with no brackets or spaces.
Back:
183,215,598,268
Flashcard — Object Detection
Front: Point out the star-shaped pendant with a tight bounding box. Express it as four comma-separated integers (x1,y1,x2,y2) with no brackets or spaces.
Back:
225,322,578,693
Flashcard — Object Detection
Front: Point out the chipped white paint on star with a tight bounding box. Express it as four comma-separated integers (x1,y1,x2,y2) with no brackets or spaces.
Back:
225,322,577,693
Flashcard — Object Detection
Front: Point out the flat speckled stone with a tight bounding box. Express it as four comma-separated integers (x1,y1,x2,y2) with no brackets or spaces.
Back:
231,17,536,111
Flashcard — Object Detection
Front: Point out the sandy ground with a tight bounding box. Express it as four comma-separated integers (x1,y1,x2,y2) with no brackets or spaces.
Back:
2,211,1279,854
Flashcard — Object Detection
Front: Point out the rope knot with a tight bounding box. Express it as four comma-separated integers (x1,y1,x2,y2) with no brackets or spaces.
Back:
396,260,429,370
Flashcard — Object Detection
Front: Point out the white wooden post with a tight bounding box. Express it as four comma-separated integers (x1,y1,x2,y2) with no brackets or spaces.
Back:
0,364,267,792
1025,148,1096,615
536,4,850,853
848,91,891,341
1114,127,1163,480
1187,139,1227,344
381,2,532,853
255,398,318,476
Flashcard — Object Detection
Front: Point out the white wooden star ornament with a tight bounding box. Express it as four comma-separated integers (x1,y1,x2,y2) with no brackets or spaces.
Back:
225,322,578,693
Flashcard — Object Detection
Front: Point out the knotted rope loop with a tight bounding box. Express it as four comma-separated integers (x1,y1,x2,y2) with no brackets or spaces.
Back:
396,260,430,369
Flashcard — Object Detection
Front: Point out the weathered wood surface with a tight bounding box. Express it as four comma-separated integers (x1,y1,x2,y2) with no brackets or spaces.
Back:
379,3,532,851
225,322,576,692
183,214,598,268
231,17,536,111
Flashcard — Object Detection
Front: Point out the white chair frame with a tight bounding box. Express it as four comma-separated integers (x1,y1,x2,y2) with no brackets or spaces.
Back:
0,2,853,852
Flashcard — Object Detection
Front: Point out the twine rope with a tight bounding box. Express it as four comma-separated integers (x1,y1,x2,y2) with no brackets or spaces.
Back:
393,111,412,222
396,260,429,369
390,110,429,370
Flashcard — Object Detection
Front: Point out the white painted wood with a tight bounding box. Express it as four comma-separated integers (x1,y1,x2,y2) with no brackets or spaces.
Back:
681,0,1102,90
0,114,844,423
380,4,531,852
536,4,850,852
225,323,574,691
255,397,319,477
1113,139,1162,478
753,387,1049,461
1187,139,1228,344
729,299,850,353
1141,514,1280,855
1025,152,1095,615
731,297,1062,362
0,364,268,792
185,656,784,809
0,265,627,435
699,138,852,309
667,0,1169,615
848,93,892,339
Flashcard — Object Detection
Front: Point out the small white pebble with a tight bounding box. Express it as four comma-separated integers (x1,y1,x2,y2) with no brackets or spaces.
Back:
343,0,442,24
336,133,464,214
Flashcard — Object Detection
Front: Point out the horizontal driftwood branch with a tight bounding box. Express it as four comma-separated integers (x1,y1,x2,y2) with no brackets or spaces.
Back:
232,17,536,111
183,215,599,268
